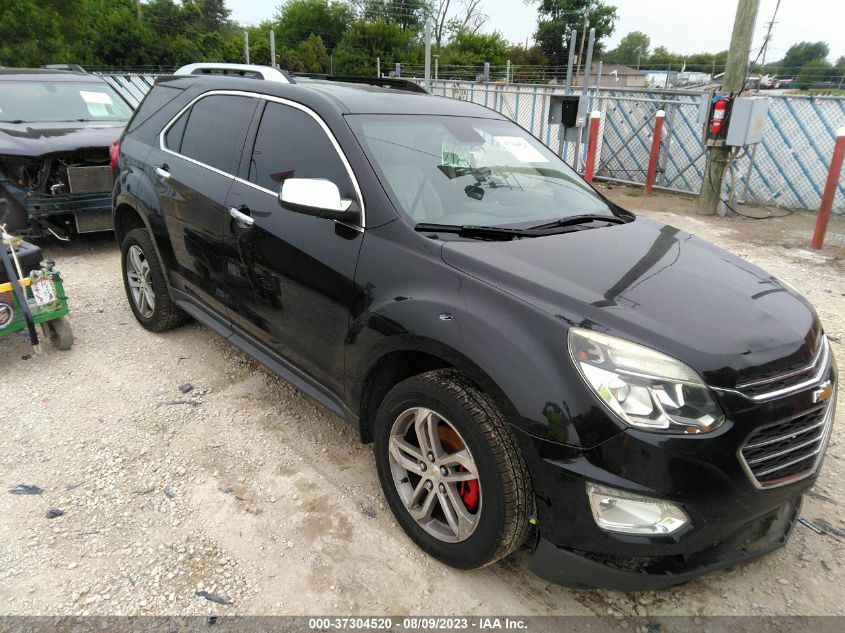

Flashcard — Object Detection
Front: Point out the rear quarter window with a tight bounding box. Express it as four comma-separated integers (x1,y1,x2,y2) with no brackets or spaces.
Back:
127,84,183,133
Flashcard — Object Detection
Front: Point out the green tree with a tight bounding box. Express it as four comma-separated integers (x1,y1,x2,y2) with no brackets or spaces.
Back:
276,0,354,52
602,30,648,66
795,59,834,89
439,29,509,67
776,41,829,76
362,1,432,34
333,18,419,75
532,0,617,74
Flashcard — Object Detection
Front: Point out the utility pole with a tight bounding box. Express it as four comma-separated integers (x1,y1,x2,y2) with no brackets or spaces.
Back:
270,30,276,68
424,19,433,90
636,46,642,71
243,31,250,64
697,0,760,214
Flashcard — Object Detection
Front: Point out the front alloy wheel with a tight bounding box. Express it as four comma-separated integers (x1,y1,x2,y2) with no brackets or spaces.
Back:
388,407,482,543
375,369,532,569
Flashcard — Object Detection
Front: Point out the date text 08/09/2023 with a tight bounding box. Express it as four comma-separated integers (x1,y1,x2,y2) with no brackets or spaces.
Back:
307,617,529,630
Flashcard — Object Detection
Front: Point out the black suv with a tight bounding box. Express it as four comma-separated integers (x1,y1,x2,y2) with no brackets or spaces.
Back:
113,67,836,590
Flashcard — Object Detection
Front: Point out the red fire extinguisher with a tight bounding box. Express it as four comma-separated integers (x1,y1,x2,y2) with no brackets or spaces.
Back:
709,97,728,136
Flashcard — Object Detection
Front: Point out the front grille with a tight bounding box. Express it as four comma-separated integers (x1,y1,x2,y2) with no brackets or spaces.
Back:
740,401,834,488
67,166,112,194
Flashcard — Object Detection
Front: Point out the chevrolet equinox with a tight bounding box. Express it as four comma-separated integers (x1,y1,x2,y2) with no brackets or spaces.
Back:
112,65,837,590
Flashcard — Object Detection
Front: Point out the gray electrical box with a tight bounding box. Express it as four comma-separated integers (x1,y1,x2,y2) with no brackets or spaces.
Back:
549,94,588,129
726,97,770,147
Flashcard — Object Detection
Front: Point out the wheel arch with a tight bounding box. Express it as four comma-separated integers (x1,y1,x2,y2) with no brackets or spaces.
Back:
354,336,521,445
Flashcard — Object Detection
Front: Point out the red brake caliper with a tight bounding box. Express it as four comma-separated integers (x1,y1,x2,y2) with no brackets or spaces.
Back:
457,466,479,512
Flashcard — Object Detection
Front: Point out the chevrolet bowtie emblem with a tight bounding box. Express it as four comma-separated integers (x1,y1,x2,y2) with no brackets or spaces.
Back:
812,381,833,403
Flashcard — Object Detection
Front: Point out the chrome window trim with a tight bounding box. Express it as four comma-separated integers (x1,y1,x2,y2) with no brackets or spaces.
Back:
712,336,831,402
157,89,366,229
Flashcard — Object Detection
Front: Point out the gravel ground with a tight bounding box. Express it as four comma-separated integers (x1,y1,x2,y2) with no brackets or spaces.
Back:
1,189,844,618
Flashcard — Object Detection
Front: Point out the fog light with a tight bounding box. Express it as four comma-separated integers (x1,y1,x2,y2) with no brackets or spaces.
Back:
586,483,688,535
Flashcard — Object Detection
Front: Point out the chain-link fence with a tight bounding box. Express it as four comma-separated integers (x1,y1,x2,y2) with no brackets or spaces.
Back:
97,71,845,214
425,79,845,214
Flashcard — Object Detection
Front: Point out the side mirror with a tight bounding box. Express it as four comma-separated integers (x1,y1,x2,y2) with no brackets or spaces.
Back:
279,178,359,223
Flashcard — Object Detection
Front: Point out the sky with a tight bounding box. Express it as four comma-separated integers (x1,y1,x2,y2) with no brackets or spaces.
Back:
225,0,845,63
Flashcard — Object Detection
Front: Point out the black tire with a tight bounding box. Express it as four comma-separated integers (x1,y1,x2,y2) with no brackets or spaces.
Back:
42,317,74,350
120,228,188,332
374,369,532,569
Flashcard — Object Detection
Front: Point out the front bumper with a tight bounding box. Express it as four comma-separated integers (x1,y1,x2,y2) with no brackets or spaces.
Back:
516,357,836,590
528,495,801,590
25,191,111,218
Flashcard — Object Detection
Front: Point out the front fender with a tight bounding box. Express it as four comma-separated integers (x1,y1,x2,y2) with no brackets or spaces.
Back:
346,222,626,449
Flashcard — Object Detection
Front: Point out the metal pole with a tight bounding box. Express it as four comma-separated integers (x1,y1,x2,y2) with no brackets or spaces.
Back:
506,60,511,84
395,62,400,78
644,110,666,195
811,126,845,249
582,28,595,92
564,29,576,95
424,20,433,90
330,54,333,74
376,57,380,78
484,62,490,81
636,47,642,71
434,57,439,82
584,111,602,183
244,31,249,64
270,30,276,68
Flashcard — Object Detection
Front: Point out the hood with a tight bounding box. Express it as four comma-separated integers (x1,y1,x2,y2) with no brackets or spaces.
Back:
0,120,125,157
441,216,821,388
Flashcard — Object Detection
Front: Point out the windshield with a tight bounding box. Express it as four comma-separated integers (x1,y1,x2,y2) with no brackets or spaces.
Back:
0,80,133,123
347,114,614,228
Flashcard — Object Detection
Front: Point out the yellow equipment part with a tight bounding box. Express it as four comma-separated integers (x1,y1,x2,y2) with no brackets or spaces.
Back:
0,278,31,294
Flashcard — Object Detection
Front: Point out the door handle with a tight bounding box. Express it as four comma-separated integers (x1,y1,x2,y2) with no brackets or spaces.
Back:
229,206,254,227
154,165,170,179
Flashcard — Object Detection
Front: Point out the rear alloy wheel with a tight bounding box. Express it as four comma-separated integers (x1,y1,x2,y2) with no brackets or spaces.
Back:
120,228,189,332
374,369,532,569
126,244,155,319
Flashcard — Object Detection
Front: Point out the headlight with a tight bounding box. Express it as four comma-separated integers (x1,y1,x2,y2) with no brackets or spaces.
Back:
568,327,724,434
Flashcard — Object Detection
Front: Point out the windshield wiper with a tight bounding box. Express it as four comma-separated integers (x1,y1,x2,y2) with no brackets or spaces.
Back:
415,222,543,240
528,214,626,230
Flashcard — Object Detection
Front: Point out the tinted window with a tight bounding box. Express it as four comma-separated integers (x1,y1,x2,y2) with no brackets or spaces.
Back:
179,95,257,174
249,102,353,196
128,84,182,133
164,109,188,153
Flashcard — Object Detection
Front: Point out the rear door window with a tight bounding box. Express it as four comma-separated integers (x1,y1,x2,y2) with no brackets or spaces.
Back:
248,101,353,197
178,94,257,175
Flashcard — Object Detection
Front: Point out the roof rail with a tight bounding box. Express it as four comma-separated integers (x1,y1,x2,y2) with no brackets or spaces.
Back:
174,63,291,83
293,73,428,94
